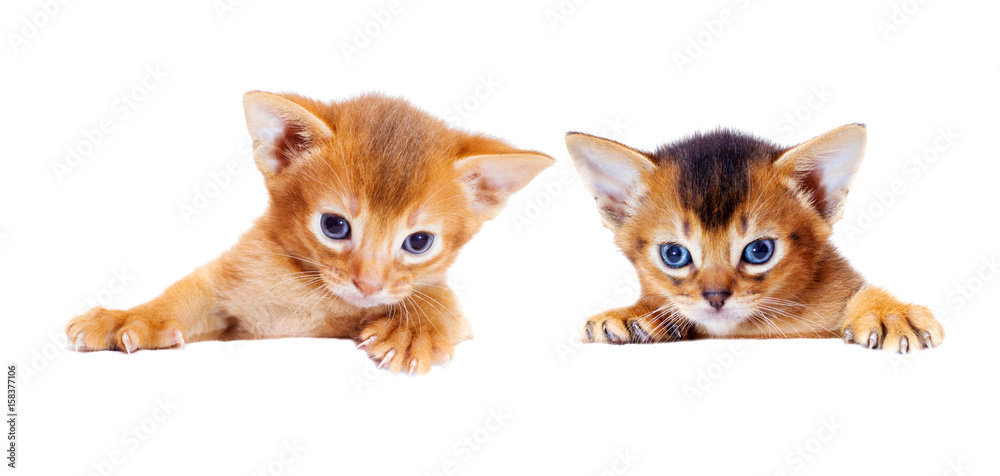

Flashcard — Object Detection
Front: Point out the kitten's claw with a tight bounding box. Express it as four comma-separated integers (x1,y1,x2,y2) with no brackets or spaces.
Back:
582,309,689,344
121,331,138,354
867,332,879,349
74,332,86,352
66,307,185,352
359,316,455,375
378,350,396,369
628,321,649,343
841,286,944,353
603,323,624,345
668,324,684,341
356,336,376,349
171,329,185,348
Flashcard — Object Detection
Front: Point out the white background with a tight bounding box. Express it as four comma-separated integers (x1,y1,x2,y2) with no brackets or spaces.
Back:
2,0,998,475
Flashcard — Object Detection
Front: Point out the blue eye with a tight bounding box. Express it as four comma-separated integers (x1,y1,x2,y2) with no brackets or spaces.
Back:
743,239,775,264
321,214,351,240
660,243,691,268
403,232,434,254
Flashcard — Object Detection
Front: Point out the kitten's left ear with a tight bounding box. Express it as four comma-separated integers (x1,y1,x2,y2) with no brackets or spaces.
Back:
455,151,555,219
565,132,656,229
775,123,867,223
243,91,333,177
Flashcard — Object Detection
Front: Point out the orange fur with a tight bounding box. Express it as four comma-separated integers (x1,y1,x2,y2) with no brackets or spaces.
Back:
568,124,944,353
66,91,553,374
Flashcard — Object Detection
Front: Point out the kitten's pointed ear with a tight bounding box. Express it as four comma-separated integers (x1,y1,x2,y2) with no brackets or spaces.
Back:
775,124,867,223
565,132,656,229
455,151,555,219
243,91,333,176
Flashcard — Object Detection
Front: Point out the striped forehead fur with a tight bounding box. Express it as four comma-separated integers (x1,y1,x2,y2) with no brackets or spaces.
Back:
650,128,786,229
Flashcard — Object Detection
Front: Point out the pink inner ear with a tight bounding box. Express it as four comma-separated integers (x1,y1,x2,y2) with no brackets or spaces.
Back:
801,168,828,211
777,124,866,221
456,153,553,216
270,119,313,170
245,93,333,174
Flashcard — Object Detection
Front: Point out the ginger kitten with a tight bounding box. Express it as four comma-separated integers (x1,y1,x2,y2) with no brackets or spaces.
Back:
66,91,553,374
566,124,944,353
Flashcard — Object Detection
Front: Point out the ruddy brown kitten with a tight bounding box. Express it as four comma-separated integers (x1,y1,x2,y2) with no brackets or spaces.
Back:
66,91,553,374
566,124,943,353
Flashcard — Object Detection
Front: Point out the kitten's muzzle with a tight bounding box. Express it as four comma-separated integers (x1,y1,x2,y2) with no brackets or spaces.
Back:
353,277,385,297
702,290,732,310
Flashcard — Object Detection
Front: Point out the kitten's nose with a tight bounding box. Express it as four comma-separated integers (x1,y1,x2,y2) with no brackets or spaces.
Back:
702,290,732,310
353,277,384,297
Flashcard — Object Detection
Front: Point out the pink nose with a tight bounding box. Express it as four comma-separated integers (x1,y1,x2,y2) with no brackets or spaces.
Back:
702,290,732,310
353,278,384,297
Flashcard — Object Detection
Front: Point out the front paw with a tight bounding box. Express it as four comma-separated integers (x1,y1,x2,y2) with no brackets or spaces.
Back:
841,286,944,353
581,308,688,344
66,307,185,353
357,317,453,375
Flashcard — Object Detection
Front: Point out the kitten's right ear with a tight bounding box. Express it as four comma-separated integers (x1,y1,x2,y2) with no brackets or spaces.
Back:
566,133,656,229
774,123,867,223
243,91,333,176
